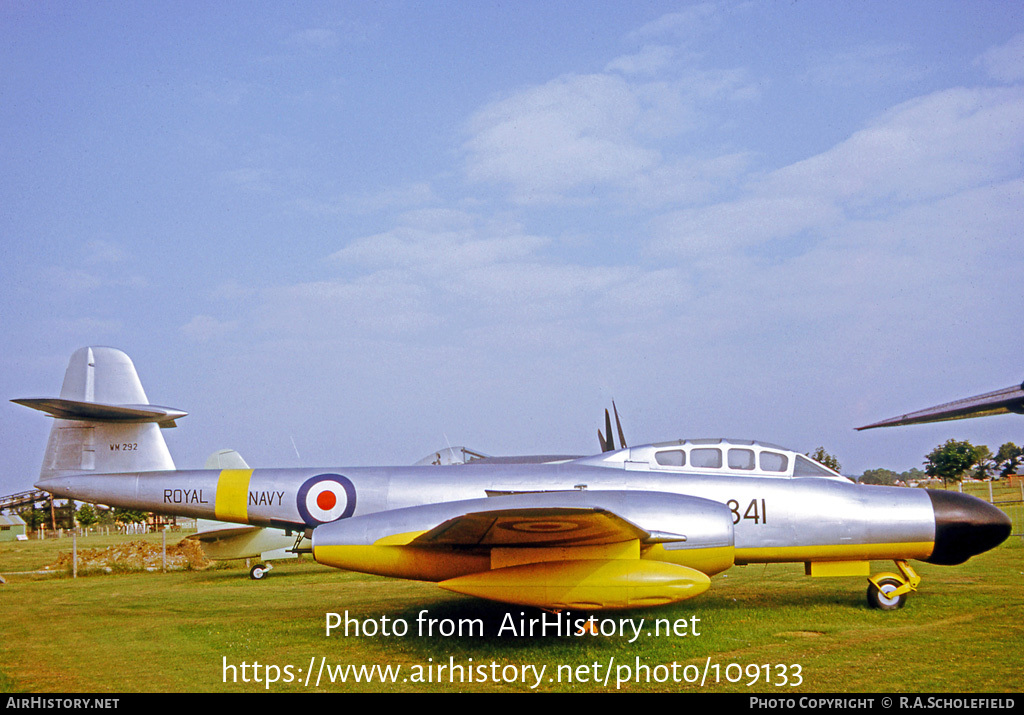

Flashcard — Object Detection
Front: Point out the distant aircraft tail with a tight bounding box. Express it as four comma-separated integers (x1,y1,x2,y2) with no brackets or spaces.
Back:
13,347,186,483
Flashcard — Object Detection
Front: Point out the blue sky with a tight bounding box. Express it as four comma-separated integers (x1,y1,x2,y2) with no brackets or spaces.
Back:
2,1,1023,493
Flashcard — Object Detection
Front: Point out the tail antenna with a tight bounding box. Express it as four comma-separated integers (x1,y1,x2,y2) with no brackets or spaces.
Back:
598,401,627,452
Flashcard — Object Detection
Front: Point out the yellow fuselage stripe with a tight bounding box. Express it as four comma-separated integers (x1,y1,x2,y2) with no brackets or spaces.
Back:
735,541,933,564
215,469,253,522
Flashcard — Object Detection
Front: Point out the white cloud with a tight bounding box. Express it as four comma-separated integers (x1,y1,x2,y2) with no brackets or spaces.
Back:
650,195,841,260
462,65,758,204
802,43,928,87
606,45,676,76
464,73,659,198
332,226,547,274
651,85,1024,260
765,87,1024,205
977,32,1024,83
625,4,721,43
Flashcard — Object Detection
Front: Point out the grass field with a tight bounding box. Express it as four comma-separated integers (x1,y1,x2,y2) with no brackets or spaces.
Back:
1,530,1021,694
935,478,1024,505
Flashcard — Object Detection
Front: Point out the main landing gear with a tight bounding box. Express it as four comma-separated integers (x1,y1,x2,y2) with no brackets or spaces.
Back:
866,560,920,610
249,563,273,580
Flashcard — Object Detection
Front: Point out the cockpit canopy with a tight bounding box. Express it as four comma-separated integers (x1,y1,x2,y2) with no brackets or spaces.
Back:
580,438,846,480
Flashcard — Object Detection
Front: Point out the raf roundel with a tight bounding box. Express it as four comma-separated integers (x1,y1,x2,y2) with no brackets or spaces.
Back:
296,474,357,526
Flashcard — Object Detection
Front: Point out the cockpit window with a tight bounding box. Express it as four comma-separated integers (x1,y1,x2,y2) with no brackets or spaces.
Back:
728,448,755,470
759,451,789,473
793,454,836,477
655,449,686,467
690,448,722,468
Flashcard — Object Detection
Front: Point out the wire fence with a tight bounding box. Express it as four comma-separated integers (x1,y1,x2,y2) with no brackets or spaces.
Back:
994,502,1024,541
24,522,195,541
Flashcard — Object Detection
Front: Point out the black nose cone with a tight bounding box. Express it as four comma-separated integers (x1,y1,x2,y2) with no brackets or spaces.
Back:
925,489,1012,565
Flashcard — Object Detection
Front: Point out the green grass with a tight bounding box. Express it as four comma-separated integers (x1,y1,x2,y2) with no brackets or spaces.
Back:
1,534,1021,693
0,530,178,573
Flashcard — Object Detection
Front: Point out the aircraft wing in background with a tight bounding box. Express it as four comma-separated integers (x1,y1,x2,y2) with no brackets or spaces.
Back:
857,381,1024,430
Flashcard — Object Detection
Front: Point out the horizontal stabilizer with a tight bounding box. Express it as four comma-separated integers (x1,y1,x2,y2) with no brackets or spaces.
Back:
16,347,180,480
12,398,187,427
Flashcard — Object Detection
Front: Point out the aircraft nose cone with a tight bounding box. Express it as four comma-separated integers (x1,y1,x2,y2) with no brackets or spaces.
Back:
924,489,1012,565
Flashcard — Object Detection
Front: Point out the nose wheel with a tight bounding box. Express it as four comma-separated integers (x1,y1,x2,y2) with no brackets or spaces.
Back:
867,560,920,610
867,577,906,610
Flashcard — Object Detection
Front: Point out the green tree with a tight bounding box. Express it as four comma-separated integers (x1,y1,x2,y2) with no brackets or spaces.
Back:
969,445,995,480
899,467,925,483
807,446,841,473
112,508,148,524
924,439,989,486
994,442,1023,478
76,503,98,527
97,507,116,526
859,468,899,486
19,505,47,531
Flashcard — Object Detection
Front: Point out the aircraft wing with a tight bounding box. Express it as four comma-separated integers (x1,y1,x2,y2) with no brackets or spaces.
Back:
856,381,1024,430
410,506,650,547
189,518,298,562
192,522,262,542
311,490,730,609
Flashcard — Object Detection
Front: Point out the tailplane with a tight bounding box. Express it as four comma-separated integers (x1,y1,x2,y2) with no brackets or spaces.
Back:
13,347,186,483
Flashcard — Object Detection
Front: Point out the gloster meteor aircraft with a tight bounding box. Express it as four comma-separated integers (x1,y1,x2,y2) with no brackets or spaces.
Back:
14,348,1011,611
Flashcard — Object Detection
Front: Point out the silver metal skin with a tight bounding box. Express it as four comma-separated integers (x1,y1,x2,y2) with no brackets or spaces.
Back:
16,347,1013,608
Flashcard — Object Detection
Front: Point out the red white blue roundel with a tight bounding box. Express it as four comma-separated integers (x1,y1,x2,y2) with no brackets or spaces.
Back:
296,474,356,526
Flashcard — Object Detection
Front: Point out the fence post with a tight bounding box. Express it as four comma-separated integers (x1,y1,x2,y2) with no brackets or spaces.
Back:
73,531,78,579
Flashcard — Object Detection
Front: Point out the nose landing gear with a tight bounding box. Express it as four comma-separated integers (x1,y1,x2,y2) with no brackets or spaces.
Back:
867,560,920,610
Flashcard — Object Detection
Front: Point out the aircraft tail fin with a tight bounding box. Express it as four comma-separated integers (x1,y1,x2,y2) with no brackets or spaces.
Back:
13,347,186,483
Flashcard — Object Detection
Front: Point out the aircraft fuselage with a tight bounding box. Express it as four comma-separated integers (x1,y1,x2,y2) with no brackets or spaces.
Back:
40,457,1005,573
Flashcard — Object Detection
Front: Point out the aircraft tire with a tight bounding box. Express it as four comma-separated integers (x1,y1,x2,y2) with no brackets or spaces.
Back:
250,564,269,580
867,577,906,610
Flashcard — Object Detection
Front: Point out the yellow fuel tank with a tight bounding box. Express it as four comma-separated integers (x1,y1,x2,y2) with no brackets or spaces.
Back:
439,559,710,610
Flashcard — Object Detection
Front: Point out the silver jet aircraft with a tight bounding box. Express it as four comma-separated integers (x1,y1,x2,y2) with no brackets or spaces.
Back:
15,347,1011,611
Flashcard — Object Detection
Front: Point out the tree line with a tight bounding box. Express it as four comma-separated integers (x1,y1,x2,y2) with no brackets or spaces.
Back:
19,502,148,531
853,440,1022,487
